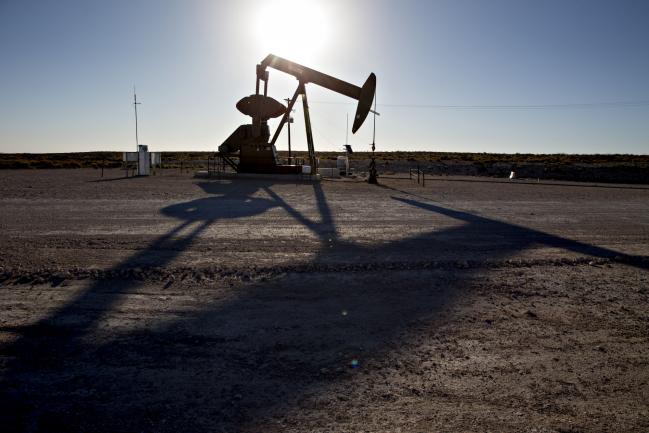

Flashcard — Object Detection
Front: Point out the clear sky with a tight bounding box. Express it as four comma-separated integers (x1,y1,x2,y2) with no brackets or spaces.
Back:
1,0,648,154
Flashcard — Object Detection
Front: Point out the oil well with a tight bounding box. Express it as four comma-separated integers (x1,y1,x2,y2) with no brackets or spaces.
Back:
216,54,377,176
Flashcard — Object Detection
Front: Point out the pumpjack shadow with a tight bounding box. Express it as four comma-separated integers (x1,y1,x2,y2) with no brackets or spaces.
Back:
0,179,645,432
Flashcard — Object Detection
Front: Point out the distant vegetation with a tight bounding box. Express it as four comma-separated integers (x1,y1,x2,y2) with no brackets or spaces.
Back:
0,152,123,169
0,152,211,169
1,151,648,169
293,151,649,166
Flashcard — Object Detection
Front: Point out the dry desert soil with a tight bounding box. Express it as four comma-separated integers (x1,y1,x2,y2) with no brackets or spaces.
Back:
0,169,648,432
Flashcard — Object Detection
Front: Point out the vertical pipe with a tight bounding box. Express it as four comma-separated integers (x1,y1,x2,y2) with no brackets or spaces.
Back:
368,88,378,184
288,117,292,161
346,113,349,146
284,97,293,163
254,75,261,135
134,93,139,150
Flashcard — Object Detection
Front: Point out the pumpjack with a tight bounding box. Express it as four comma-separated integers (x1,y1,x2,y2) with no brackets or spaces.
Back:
218,54,376,174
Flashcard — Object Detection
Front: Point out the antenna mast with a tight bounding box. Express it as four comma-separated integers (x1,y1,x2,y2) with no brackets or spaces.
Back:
285,97,293,161
133,86,141,150
368,90,378,184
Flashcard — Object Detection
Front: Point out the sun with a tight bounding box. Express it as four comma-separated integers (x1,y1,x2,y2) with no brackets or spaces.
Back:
255,0,329,63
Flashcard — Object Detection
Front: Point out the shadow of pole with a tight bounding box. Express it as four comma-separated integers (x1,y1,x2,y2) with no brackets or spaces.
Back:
393,196,649,271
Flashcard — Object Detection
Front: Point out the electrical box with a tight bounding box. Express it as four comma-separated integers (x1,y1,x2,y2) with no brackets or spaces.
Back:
337,156,349,176
137,145,150,176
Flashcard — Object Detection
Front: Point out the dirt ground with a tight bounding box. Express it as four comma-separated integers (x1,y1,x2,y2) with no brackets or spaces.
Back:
0,169,648,433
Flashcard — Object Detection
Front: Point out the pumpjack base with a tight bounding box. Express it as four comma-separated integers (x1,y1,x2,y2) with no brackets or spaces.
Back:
211,152,307,176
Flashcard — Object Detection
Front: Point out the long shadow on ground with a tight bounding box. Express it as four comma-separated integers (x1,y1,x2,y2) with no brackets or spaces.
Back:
0,179,645,432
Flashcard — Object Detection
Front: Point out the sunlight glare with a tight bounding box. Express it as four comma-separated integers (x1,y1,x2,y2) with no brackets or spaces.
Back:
256,0,329,63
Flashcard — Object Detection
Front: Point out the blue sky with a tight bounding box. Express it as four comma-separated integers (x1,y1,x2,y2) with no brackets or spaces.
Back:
1,0,648,154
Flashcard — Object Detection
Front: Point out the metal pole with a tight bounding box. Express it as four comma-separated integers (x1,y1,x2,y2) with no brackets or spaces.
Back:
285,98,292,162
346,113,349,147
270,87,300,147
368,89,378,184
133,86,141,151
288,116,292,161
300,84,317,171
254,67,261,134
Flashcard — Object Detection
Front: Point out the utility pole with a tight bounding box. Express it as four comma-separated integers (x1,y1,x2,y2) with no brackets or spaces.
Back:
133,86,141,151
346,113,349,147
284,97,294,162
368,91,378,184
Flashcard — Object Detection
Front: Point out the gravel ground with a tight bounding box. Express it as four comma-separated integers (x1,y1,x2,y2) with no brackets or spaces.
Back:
0,169,648,432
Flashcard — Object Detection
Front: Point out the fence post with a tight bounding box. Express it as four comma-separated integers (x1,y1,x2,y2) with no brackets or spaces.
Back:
423,171,425,187
417,165,420,184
